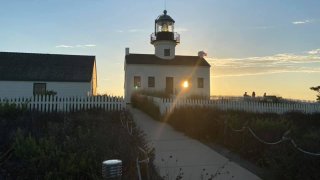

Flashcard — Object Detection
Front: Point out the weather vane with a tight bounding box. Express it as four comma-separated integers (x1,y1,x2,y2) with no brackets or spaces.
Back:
164,0,167,10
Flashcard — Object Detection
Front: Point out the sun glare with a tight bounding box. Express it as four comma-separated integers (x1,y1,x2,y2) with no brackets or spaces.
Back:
182,81,189,88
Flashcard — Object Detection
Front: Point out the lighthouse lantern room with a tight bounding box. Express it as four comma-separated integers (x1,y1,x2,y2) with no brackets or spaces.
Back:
151,10,180,59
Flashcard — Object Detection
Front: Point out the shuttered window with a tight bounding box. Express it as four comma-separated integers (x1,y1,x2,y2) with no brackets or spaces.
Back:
164,49,170,56
134,76,141,88
33,83,46,95
198,78,204,88
148,76,155,87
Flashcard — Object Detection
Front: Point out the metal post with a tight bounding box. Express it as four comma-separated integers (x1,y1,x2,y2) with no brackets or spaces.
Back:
136,158,142,180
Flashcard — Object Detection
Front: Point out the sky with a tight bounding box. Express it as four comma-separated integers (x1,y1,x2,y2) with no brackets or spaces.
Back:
0,0,320,100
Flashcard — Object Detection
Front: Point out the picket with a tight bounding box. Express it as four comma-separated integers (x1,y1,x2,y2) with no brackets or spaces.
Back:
147,96,320,115
0,95,126,113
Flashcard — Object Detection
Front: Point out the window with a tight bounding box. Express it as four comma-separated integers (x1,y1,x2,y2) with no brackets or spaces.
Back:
134,76,141,88
164,49,170,56
148,76,155,88
33,83,46,95
166,77,174,94
198,78,204,88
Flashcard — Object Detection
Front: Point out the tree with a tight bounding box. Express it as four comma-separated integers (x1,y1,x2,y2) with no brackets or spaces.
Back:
310,86,320,102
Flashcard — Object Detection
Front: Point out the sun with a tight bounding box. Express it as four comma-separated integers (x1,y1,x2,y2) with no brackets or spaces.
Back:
182,81,189,88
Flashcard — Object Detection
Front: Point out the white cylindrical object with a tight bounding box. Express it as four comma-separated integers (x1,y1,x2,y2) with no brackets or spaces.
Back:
102,159,122,179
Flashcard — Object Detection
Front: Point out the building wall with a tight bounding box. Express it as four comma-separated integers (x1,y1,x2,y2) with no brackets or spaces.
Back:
125,64,210,103
0,81,93,98
154,41,176,59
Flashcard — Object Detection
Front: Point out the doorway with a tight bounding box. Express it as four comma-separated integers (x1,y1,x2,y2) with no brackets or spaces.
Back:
166,77,174,95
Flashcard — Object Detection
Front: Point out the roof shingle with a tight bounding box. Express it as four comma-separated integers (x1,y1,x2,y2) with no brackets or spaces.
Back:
0,52,95,82
125,54,211,67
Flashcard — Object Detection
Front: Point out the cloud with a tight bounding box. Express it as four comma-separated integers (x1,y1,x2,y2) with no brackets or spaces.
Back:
308,49,320,55
55,44,97,48
208,50,320,78
292,20,312,25
55,45,73,48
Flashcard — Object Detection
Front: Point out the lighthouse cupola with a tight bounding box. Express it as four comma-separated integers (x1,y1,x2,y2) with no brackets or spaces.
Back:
151,10,180,59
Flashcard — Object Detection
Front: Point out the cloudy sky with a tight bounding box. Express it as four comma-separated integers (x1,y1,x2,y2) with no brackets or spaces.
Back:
0,0,319,100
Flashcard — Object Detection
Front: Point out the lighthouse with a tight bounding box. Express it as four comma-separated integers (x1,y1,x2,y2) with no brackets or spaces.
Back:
124,10,211,103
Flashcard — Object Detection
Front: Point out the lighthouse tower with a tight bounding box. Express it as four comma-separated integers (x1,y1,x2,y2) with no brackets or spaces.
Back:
124,9,210,103
150,10,180,60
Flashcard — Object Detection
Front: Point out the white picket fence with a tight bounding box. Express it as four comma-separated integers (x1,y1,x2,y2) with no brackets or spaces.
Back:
146,96,320,115
0,95,126,113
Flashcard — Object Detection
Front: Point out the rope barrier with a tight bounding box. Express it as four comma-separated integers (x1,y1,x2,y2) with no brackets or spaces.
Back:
228,125,246,132
290,139,320,156
247,127,289,145
227,121,248,132
120,110,150,179
226,121,320,157
120,111,133,136
0,146,13,161
0,146,14,166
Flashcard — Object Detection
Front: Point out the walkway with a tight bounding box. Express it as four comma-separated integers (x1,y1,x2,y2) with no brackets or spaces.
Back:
129,107,261,180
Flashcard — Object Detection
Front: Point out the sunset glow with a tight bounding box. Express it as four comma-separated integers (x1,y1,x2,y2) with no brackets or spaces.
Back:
0,1,319,101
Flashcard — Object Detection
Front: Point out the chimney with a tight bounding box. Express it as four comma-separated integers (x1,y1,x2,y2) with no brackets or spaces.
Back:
125,48,130,55
198,51,207,58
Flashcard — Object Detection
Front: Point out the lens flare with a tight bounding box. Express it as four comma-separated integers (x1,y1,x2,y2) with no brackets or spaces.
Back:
183,81,189,88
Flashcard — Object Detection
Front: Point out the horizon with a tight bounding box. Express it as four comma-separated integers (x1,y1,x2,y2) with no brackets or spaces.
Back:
1,0,319,101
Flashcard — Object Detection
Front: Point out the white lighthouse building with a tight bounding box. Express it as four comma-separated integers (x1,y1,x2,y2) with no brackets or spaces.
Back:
124,10,210,103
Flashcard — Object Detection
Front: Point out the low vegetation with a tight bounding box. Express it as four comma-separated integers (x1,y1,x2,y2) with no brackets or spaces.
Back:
136,90,171,98
131,93,161,121
132,94,320,180
0,103,162,179
136,90,209,100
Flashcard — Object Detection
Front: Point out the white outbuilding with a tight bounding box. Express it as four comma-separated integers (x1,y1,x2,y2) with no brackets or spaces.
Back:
124,10,211,103
0,52,97,97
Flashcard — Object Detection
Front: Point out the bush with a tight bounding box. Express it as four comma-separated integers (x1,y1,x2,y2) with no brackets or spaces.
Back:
131,93,161,121
0,102,26,119
166,107,320,180
137,90,171,98
0,108,162,180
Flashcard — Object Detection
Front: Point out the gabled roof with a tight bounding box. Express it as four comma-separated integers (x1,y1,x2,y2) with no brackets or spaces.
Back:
0,52,95,82
125,54,211,67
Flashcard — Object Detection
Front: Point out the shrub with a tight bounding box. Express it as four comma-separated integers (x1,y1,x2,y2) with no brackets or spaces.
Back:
0,108,162,180
137,90,171,98
166,108,320,180
131,93,161,121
